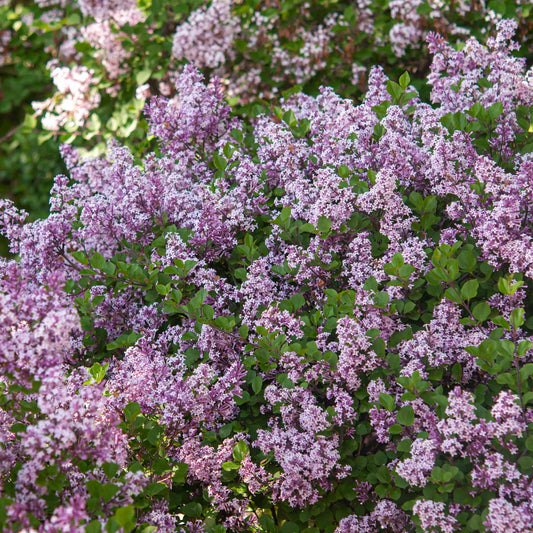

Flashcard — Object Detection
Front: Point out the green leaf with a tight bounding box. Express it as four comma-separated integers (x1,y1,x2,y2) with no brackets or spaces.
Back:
517,340,533,357
397,439,412,452
170,288,183,303
519,455,533,474
399,71,410,90
457,250,477,272
223,142,235,159
114,505,135,531
391,252,404,268
90,252,106,270
317,216,331,233
89,362,109,384
259,514,276,532
409,191,424,210
498,277,511,295
155,284,170,295
9,423,26,434
510,308,525,328
397,405,414,426
163,300,178,314
472,302,491,322
146,425,162,446
374,291,390,309
102,462,119,479
291,118,311,138
280,522,300,533
498,339,515,357
71,250,88,265
135,69,152,86
222,461,240,471
181,502,202,518
492,315,510,330
189,289,208,310
496,372,516,387
363,276,378,291
278,206,291,224
102,262,116,276
451,362,462,381
152,457,170,476
447,258,459,280
219,422,233,438
106,331,142,351
202,304,214,321
282,109,297,127
466,102,483,118
173,463,188,484
386,80,404,102
290,293,306,310
375,451,388,465
233,440,248,462
520,142,533,155
213,152,227,171
251,375,263,394
101,483,120,503
379,392,395,411
467,515,483,531
146,482,166,496
522,391,533,406
488,101,503,120
300,222,316,234
338,164,350,178
86,520,102,533
461,279,478,300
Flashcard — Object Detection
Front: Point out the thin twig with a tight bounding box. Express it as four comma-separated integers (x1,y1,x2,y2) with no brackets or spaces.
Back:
0,125,20,144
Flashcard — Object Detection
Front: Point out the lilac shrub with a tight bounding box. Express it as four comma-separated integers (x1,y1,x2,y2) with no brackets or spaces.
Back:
3,0,533,219
3,20,533,532
0,261,147,531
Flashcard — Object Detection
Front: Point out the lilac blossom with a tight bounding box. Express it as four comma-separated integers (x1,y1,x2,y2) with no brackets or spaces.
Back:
412,499,458,533
32,60,101,132
485,498,533,533
396,438,439,487
172,0,240,69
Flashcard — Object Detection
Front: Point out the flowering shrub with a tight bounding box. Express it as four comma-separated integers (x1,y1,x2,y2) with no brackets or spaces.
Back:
2,0,533,218
2,19,533,531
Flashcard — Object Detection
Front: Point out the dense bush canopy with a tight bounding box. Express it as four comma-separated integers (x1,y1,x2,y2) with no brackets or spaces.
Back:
2,0,533,217
2,1,533,532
